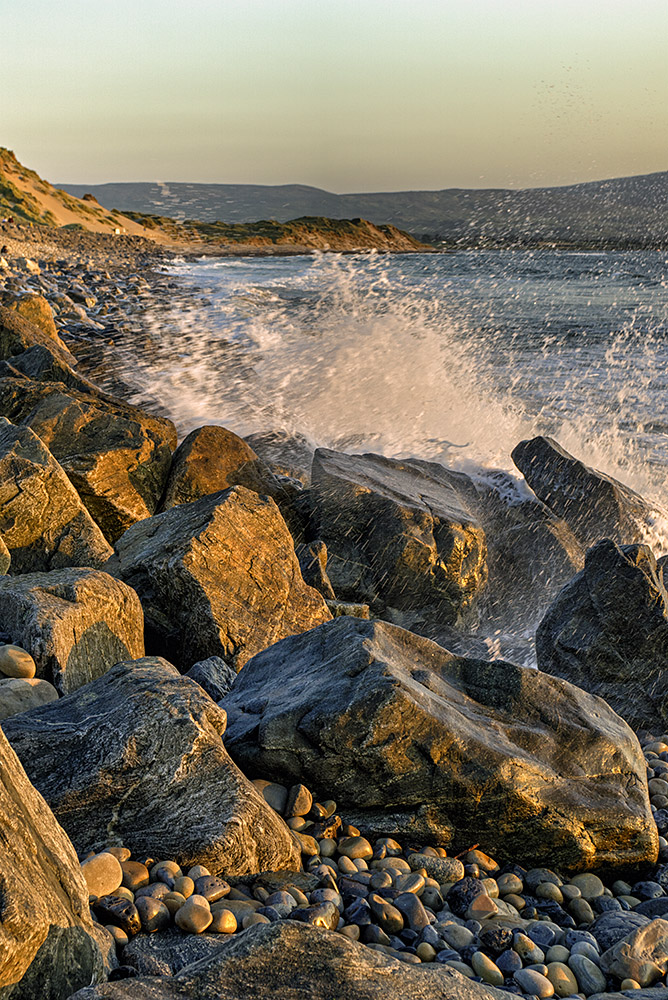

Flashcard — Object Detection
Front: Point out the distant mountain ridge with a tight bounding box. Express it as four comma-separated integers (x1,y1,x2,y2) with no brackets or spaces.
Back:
61,172,668,247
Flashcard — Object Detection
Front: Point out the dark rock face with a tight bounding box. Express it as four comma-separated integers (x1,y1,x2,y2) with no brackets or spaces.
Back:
536,540,668,732
186,656,236,702
296,540,336,600
0,568,144,694
113,485,331,671
160,424,279,511
512,435,663,548
311,449,487,624
67,920,504,1000
0,726,105,999
0,374,176,542
3,657,300,877
222,616,657,873
245,430,314,486
0,417,113,572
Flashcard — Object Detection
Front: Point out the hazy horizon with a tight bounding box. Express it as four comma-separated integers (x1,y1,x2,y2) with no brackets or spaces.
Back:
3,0,667,192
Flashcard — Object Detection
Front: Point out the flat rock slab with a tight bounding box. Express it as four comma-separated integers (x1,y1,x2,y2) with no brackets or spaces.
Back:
3,657,300,876
0,417,112,572
114,484,331,670
0,726,105,999
512,435,665,549
0,567,144,694
68,920,504,1000
0,374,176,542
222,616,657,873
537,540,668,732
311,448,487,623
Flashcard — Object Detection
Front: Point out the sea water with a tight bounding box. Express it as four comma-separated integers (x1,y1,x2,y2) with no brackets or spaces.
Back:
116,248,668,661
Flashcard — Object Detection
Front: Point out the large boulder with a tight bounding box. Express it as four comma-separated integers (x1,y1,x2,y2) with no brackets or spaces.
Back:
6,294,59,342
0,726,106,999
311,449,487,623
536,539,668,732
0,302,75,367
0,374,176,542
160,424,280,511
0,568,144,694
0,417,112,572
2,657,300,876
511,435,663,549
67,920,503,1000
222,616,657,873
113,485,331,671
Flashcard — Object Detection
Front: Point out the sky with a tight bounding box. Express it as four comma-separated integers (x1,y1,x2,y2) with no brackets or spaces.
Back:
2,0,667,191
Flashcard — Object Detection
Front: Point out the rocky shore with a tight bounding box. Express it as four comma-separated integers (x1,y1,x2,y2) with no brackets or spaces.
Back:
3,228,668,999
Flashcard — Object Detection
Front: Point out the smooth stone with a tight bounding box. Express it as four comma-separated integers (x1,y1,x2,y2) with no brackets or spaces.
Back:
252,779,288,815
471,951,504,986
175,896,213,934
407,853,465,884
209,908,237,933
368,893,404,935
497,948,523,974
0,676,58,719
194,875,230,903
0,645,36,679
172,876,195,899
163,892,186,915
537,882,565,904
514,968,555,997
135,883,170,901
547,961,579,997
242,913,270,928
561,884,582,901
135,897,170,933
466,893,498,921
441,923,476,950
284,783,313,818
105,924,129,947
121,860,149,892
570,897,596,923
338,836,373,860
187,865,210,880
81,852,123,899
444,960,475,978
151,861,182,886
498,873,524,895
394,873,425,894
94,895,141,936
568,953,607,995
570,874,605,901
546,945,571,963
620,978,642,989
105,847,131,863
571,940,600,963
513,931,545,963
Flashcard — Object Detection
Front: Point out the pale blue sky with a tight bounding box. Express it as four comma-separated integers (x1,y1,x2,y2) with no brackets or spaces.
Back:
2,0,666,190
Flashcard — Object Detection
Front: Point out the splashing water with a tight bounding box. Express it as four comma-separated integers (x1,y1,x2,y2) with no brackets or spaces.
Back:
122,249,668,509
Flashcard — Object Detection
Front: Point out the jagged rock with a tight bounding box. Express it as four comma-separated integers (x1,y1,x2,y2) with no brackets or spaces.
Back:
7,294,59,341
0,417,113,572
0,375,176,542
0,343,101,394
67,920,504,999
0,726,106,998
3,656,300,876
113,485,331,670
511,435,663,548
536,540,668,732
0,302,75,367
600,918,668,986
296,540,336,599
222,616,657,873
160,424,279,511
245,430,314,485
0,677,58,720
311,449,487,623
186,656,236,702
0,568,144,694
122,927,229,975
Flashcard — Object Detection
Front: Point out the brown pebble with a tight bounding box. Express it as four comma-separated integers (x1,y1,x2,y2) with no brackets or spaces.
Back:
121,861,149,892
210,908,237,933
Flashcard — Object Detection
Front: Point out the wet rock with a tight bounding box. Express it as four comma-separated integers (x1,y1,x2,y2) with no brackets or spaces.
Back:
0,374,176,542
512,435,664,549
114,485,331,670
296,540,336,600
0,417,112,572
537,540,668,732
0,726,106,998
0,568,144,694
222,616,657,871
3,656,300,876
245,430,314,485
311,448,487,623
67,919,505,999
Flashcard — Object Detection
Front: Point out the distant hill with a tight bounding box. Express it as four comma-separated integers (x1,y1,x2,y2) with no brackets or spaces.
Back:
61,172,668,247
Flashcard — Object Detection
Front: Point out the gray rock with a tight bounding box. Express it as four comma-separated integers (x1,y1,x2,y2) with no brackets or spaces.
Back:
245,430,314,485
122,928,229,975
0,726,106,998
0,677,58,721
512,435,664,549
537,539,668,732
0,568,144,694
589,910,651,952
3,657,300,877
222,616,657,872
0,417,112,572
600,918,668,987
186,656,236,702
113,485,331,670
311,448,487,624
67,919,505,999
